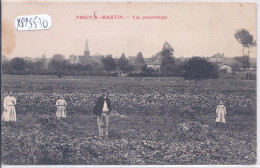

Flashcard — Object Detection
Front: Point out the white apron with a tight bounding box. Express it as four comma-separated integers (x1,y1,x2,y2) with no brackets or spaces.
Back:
2,96,16,122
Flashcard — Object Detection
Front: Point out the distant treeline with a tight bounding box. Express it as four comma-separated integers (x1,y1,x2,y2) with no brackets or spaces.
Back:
1,41,254,82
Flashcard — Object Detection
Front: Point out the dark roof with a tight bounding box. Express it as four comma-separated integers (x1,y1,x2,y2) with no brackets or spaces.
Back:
211,53,225,58
145,58,160,65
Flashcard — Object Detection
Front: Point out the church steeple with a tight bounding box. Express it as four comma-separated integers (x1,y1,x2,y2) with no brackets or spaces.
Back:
84,38,90,57
85,38,89,51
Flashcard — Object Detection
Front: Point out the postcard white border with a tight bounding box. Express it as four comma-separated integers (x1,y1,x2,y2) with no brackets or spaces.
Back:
1,0,259,167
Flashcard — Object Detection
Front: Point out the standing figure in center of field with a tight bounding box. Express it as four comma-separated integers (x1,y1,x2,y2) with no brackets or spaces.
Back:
215,100,227,127
2,90,17,122
93,88,112,138
56,96,67,118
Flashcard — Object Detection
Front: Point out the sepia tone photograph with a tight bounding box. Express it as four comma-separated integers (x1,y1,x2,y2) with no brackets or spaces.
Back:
1,1,257,166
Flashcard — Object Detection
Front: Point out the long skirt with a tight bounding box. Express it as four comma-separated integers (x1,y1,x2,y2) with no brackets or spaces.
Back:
2,106,16,122
216,111,226,123
56,106,66,118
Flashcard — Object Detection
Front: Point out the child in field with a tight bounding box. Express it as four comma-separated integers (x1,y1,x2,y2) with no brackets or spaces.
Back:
215,101,226,127
2,90,17,122
56,96,67,118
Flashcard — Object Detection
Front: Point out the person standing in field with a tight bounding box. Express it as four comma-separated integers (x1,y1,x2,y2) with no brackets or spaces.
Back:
93,88,112,139
215,101,226,127
2,90,17,122
56,96,67,118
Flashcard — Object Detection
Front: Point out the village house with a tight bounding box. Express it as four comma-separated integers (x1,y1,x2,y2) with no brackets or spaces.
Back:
145,55,161,72
209,53,225,62
146,59,160,72
219,64,232,74
68,55,79,64
208,53,242,73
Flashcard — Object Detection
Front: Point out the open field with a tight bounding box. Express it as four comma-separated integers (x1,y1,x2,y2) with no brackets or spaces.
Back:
1,75,256,165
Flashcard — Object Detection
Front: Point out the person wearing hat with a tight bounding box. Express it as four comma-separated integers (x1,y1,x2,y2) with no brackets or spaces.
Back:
93,88,112,138
56,95,67,118
2,90,17,122
215,100,227,127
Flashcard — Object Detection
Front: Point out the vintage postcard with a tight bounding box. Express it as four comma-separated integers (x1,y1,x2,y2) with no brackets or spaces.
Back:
1,0,258,167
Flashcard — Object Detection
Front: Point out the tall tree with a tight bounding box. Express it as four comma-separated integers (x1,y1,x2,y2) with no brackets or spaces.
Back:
135,52,145,70
34,60,45,74
41,54,48,69
52,54,65,62
48,54,68,78
183,56,219,83
10,57,26,71
160,42,176,76
101,55,117,75
117,53,134,76
2,60,12,74
234,28,256,69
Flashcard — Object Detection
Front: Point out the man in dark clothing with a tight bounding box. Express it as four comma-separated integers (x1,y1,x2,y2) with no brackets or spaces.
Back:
93,88,112,138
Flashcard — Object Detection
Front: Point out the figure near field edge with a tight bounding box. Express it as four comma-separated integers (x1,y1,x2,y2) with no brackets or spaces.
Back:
2,90,17,122
93,88,112,138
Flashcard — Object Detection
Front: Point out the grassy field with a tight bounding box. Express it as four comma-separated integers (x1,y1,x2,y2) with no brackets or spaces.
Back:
1,75,256,165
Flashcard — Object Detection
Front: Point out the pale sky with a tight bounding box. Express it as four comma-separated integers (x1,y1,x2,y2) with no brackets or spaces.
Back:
2,2,257,59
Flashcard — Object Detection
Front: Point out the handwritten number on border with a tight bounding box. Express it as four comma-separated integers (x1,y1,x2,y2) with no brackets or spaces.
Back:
15,15,51,31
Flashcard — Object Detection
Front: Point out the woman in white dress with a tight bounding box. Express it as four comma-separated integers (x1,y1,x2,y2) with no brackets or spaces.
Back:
56,96,67,118
2,90,17,122
215,100,226,127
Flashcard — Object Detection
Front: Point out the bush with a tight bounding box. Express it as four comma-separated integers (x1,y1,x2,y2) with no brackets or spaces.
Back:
183,57,219,82
111,72,119,77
